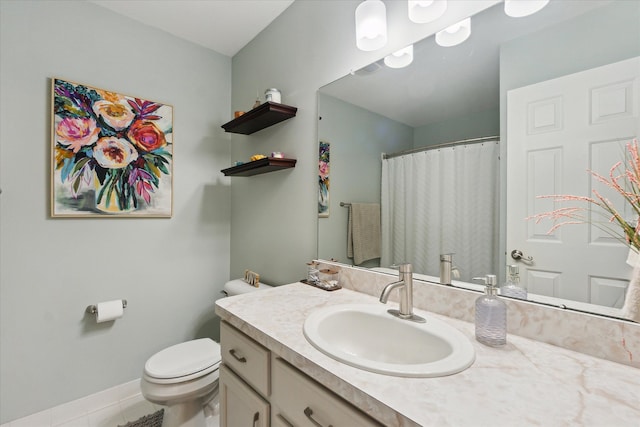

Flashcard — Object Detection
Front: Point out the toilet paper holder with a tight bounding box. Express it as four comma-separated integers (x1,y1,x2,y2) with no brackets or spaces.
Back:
86,299,127,315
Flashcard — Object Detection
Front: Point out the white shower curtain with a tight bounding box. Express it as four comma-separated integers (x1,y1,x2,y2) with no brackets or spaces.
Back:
381,140,500,282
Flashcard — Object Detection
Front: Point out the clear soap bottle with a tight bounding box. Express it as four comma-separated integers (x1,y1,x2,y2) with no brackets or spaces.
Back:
473,274,506,347
500,264,527,300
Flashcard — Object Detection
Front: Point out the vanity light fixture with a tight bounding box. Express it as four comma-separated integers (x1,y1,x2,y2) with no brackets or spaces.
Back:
355,0,388,51
504,0,549,18
408,0,447,24
435,17,471,47
384,45,414,69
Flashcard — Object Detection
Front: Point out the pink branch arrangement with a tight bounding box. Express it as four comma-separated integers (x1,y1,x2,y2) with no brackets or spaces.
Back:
528,139,640,251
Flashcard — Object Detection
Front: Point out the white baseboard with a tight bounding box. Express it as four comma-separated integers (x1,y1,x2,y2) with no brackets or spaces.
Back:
1,378,159,427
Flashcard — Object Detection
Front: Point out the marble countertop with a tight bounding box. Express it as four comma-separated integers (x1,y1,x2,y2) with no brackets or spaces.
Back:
215,283,640,427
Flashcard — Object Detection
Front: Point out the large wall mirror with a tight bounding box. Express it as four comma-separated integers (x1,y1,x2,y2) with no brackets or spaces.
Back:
317,0,640,320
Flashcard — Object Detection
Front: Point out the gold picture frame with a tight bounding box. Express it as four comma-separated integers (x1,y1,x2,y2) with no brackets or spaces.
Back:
51,78,173,217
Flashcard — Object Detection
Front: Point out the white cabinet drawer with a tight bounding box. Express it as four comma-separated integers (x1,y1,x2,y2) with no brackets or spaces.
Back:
220,321,270,397
272,414,294,427
272,357,382,427
219,364,269,427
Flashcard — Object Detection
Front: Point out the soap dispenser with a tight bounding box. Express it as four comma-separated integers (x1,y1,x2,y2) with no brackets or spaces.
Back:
500,264,527,299
473,274,506,347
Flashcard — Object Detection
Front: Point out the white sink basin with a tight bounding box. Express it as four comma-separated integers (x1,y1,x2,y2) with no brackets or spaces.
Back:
303,304,475,377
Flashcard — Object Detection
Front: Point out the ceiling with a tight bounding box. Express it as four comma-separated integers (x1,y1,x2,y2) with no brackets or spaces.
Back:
88,0,295,57
88,0,610,129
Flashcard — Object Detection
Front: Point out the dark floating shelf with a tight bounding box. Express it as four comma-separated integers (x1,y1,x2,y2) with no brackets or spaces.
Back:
221,157,297,177
221,102,298,135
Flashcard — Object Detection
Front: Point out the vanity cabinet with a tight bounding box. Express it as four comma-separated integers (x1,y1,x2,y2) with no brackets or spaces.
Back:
220,321,270,397
271,357,382,427
219,321,382,427
219,365,270,427
220,321,271,427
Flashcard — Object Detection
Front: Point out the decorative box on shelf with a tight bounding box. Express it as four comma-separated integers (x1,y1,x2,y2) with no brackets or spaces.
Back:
221,102,297,135
221,157,297,177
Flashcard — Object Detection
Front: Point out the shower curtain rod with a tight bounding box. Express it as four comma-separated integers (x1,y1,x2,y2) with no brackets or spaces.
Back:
382,135,499,160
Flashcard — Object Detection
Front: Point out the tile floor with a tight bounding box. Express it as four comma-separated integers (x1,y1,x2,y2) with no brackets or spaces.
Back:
0,378,222,427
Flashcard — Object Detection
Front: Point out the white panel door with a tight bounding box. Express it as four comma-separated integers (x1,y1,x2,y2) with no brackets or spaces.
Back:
506,56,640,306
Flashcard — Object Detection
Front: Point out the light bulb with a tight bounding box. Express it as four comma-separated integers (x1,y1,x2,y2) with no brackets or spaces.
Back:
384,45,414,69
445,22,461,34
435,17,471,47
408,0,447,24
355,0,388,51
504,0,549,18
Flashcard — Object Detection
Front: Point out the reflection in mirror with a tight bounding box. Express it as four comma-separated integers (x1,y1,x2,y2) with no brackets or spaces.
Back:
317,0,640,320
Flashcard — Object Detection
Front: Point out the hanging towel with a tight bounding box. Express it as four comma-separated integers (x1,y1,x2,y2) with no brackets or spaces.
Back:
347,203,381,265
623,249,640,322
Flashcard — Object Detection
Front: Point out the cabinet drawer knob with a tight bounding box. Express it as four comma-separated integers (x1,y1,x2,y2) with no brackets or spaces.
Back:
229,348,247,363
253,411,259,427
304,407,333,427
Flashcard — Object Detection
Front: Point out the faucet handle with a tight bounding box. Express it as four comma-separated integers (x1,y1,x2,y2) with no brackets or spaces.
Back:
452,266,460,279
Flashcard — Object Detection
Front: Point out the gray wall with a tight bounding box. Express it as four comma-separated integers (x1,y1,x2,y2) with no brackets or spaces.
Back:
317,94,413,266
413,108,499,147
0,1,232,422
229,0,499,283
499,0,640,98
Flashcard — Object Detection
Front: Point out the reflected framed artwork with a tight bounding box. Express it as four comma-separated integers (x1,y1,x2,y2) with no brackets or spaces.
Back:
319,141,330,217
51,78,173,217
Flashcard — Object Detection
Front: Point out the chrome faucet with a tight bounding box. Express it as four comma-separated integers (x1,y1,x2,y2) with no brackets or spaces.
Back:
440,253,453,285
379,263,426,323
440,253,459,285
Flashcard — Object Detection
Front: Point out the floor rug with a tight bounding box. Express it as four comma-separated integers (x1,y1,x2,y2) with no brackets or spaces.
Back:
118,409,163,427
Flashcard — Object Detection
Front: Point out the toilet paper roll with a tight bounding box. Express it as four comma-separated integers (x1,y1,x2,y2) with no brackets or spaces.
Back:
96,300,124,323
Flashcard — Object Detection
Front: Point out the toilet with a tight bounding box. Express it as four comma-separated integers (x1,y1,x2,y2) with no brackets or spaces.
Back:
141,279,272,427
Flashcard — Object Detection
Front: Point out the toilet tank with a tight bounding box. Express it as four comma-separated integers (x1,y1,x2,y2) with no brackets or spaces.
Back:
223,279,272,296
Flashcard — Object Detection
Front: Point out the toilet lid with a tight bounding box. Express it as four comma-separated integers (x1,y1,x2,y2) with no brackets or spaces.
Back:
145,338,221,380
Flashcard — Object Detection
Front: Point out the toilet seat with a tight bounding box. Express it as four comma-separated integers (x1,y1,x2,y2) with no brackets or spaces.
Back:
144,338,221,384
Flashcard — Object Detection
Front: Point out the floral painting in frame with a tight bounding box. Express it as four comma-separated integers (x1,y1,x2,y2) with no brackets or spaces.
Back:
51,78,173,217
319,141,330,217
